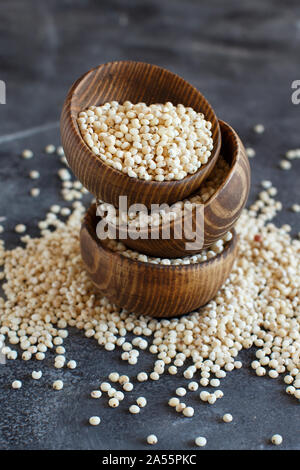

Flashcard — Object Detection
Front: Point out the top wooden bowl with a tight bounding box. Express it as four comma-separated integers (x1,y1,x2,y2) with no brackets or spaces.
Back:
61,61,221,209
98,120,250,258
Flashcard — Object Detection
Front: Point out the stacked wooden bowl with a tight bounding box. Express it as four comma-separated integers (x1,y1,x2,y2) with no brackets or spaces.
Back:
61,61,250,318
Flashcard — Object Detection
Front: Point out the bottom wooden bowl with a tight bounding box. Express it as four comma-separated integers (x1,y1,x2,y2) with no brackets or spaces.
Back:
80,204,238,318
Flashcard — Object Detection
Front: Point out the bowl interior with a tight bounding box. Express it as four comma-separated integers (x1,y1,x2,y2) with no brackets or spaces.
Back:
70,61,218,125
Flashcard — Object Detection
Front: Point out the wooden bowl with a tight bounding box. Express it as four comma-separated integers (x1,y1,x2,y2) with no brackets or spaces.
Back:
61,61,221,209
80,204,238,318
98,120,250,258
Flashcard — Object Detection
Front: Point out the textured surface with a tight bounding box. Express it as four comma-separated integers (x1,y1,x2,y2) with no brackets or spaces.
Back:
61,60,221,208
0,0,299,451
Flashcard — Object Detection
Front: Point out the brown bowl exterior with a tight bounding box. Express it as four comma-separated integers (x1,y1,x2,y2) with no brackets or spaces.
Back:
80,204,238,318
61,61,221,209
102,120,250,257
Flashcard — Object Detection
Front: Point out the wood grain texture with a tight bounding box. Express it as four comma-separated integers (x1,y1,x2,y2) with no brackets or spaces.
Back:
99,120,250,257
80,203,238,318
61,61,221,209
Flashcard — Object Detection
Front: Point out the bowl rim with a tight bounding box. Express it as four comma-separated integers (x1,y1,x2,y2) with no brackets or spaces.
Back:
82,203,238,273
62,60,221,191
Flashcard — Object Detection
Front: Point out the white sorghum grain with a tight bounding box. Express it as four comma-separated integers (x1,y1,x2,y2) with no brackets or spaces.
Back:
36,352,45,361
199,391,210,402
175,403,186,412
147,434,158,445
108,398,119,408
271,434,283,445
56,146,64,156
254,124,265,134
61,207,71,216
108,372,119,383
291,204,300,213
89,416,101,426
15,224,26,233
223,413,233,423
54,360,64,369
129,405,140,414
183,406,194,417
29,170,40,179
123,382,134,392
30,188,40,197
107,387,117,398
208,395,217,405
261,180,272,189
128,356,137,365
21,149,33,159
45,144,56,154
137,372,148,382
246,147,256,158
168,397,180,407
284,375,293,385
78,101,214,182
32,370,42,380
279,160,292,170
210,378,220,387
12,380,22,389
50,204,60,213
119,375,129,385
176,387,186,397
200,378,209,386
67,360,77,369
286,386,295,395
188,381,199,391
294,390,300,399
114,391,124,401
136,397,147,407
286,149,300,159
150,372,160,381
58,169,71,181
195,436,207,447
100,382,111,392
91,390,102,399
268,370,279,379
53,380,63,390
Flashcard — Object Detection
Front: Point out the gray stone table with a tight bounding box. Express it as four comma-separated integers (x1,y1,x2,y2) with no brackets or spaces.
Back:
0,0,299,450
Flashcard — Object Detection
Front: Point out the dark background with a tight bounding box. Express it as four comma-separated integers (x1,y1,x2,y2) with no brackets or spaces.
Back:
0,0,299,450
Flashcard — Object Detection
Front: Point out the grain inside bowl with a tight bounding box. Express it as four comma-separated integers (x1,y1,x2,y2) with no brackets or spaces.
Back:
102,230,233,265
77,101,214,182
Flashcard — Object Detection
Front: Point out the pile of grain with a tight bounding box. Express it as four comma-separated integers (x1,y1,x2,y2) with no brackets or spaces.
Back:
0,186,299,401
